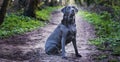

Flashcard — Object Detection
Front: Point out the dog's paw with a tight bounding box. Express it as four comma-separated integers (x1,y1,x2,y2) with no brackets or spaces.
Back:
62,56,67,59
76,54,82,57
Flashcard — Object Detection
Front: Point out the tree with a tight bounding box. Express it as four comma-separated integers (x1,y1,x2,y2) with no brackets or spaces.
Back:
59,0,62,5
0,0,10,25
44,0,49,6
23,0,38,17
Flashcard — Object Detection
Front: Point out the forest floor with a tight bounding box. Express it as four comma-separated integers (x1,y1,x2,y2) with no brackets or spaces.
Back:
0,9,100,62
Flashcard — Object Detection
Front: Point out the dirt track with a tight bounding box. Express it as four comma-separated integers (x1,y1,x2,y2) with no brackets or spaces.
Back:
0,9,98,62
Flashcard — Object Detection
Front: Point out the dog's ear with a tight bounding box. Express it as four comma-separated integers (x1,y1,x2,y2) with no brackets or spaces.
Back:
61,6,66,13
72,6,78,13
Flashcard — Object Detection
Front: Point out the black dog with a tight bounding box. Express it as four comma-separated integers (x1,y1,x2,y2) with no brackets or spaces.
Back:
45,6,81,58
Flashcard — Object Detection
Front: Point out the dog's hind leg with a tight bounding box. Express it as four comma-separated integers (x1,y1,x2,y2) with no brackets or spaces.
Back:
45,45,59,55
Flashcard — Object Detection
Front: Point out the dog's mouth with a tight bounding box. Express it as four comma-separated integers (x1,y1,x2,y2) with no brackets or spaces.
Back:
70,13,75,17
64,13,75,20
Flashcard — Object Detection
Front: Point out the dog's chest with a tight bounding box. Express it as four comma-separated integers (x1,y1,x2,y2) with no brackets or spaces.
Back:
67,25,76,39
68,24,76,33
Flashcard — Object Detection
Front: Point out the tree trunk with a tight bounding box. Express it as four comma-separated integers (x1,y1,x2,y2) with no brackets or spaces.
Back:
44,0,49,5
49,0,55,6
0,0,10,25
59,0,62,5
23,0,38,17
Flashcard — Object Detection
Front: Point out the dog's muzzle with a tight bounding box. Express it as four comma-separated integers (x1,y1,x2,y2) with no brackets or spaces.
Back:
67,10,75,17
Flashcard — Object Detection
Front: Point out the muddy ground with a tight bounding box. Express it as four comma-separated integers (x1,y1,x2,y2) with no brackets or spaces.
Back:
0,9,100,62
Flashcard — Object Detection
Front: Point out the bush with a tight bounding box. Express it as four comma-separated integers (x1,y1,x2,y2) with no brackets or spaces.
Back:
0,14,44,38
36,7,59,21
0,6,60,38
79,10,120,55
112,6,120,21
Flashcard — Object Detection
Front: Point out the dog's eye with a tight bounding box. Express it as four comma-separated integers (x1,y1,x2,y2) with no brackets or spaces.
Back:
72,6,75,8
67,6,70,9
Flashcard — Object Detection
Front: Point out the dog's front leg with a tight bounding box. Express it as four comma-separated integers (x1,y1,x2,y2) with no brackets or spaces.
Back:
61,32,67,59
72,38,82,57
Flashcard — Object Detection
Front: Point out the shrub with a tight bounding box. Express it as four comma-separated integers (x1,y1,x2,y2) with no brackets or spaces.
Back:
79,10,120,55
36,7,59,21
0,14,44,38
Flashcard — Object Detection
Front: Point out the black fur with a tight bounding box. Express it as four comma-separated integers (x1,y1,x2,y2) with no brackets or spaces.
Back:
45,6,81,58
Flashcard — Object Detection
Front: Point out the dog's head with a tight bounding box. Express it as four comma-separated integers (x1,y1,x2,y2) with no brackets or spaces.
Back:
61,6,78,17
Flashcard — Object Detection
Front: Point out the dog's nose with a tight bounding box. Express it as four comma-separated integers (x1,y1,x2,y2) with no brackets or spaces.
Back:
72,10,75,13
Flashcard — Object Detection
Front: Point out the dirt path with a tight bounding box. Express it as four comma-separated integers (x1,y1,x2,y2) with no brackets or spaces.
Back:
0,10,98,62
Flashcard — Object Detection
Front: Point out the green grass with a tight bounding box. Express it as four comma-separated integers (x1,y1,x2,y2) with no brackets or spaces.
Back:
0,14,44,38
0,6,60,38
78,10,120,55
36,7,60,21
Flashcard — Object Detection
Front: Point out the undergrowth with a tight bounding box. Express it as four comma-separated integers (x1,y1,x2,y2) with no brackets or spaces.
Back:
0,14,44,38
36,7,60,21
0,6,58,38
79,10,120,56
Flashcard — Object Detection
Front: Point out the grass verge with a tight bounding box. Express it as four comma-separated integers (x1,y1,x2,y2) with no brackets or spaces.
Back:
0,14,44,38
78,10,120,56
36,6,60,21
0,6,59,38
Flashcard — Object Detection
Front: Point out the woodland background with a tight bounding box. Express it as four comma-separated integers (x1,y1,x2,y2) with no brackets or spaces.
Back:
0,0,120,62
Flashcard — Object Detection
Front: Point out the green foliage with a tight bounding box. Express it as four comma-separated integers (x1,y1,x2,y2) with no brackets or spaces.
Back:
112,6,120,21
79,10,120,55
0,14,44,38
95,54,107,60
76,0,120,22
0,6,59,38
36,7,59,21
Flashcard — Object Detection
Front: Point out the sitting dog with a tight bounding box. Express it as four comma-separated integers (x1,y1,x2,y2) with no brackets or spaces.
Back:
45,6,81,58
